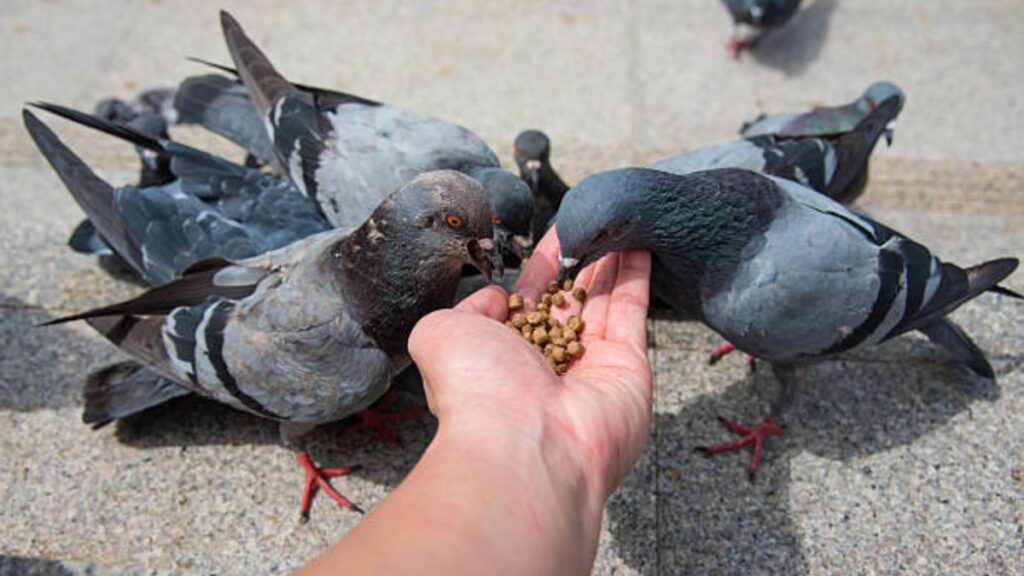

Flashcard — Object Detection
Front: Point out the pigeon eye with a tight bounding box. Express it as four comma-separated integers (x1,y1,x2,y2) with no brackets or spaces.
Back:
445,215,464,229
491,213,502,225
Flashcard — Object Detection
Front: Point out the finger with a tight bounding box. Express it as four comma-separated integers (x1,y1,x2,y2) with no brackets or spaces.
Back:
514,226,559,308
455,284,509,321
578,252,620,339
604,250,651,353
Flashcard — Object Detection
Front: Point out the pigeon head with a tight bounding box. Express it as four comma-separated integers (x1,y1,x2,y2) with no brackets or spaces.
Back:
514,129,552,187
378,169,501,281
468,167,533,264
556,168,658,283
860,81,905,145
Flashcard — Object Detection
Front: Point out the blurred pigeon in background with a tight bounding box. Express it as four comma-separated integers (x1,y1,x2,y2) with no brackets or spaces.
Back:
742,81,904,141
655,82,904,205
94,89,176,188
555,166,1020,476
720,0,804,56
25,109,500,519
513,129,569,244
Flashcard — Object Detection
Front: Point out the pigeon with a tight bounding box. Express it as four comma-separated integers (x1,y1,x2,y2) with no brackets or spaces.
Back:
741,81,905,142
514,129,570,245
555,166,1020,475
171,12,533,264
25,108,499,519
93,95,175,188
653,83,904,366
653,82,904,206
31,101,331,286
720,0,804,56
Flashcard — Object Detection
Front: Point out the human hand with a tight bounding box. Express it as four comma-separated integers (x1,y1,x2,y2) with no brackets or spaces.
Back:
409,227,653,505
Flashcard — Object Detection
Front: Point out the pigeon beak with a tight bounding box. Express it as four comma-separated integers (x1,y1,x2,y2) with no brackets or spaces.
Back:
513,234,533,257
883,121,896,146
494,227,524,261
556,255,582,286
467,237,502,282
523,159,542,190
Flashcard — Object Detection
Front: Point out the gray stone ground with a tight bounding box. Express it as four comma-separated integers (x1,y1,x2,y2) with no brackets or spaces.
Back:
1,1,1022,574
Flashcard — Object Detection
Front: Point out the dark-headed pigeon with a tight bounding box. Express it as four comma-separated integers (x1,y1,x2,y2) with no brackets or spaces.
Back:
513,129,570,245
25,109,499,519
555,166,1020,475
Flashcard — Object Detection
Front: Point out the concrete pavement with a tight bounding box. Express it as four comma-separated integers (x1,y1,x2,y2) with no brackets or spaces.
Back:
1,1,1022,574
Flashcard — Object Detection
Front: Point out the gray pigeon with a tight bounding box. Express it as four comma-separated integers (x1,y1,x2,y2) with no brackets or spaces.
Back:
173,12,533,262
25,109,499,518
93,96,175,188
742,81,905,141
653,82,904,206
555,166,1020,475
514,129,570,245
721,0,804,56
31,102,330,286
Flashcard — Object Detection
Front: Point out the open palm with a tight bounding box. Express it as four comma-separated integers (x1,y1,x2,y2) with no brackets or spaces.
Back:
409,229,652,501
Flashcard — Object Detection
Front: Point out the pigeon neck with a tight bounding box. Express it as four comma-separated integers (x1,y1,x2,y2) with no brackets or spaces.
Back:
335,216,462,356
640,170,781,295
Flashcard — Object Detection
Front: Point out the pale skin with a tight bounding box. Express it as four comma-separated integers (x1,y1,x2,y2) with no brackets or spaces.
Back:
296,229,653,576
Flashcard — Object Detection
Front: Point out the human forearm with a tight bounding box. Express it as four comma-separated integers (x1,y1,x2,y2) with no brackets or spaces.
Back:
295,416,605,576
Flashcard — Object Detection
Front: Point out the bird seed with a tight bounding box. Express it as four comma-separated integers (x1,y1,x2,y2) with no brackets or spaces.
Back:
505,290,587,373
508,293,524,311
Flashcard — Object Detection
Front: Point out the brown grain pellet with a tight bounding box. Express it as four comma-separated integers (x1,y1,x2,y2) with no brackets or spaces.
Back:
504,284,587,374
566,315,583,332
572,287,587,303
508,293,524,311
562,278,574,292
550,346,566,363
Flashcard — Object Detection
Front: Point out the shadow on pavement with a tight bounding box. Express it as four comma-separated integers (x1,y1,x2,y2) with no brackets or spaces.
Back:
751,0,838,76
0,296,119,412
607,335,1004,574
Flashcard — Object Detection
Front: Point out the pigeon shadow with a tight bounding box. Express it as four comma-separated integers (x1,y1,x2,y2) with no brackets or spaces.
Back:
606,327,1005,574
0,296,117,412
0,555,78,575
109,372,435,491
749,0,838,76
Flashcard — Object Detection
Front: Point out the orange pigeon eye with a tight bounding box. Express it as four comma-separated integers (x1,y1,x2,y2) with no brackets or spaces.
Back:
491,213,502,225
445,214,464,229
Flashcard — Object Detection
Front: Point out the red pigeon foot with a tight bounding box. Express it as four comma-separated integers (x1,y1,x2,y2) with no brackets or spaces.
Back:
697,416,783,478
344,395,428,445
296,452,363,521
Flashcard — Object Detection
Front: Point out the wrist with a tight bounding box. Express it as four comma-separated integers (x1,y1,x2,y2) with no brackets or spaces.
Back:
429,414,606,572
